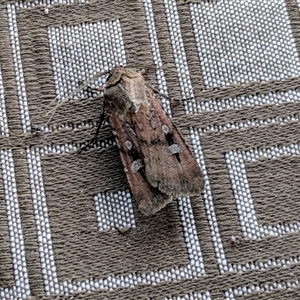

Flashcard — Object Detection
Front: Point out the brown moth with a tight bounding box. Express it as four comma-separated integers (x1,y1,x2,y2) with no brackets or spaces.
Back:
101,66,204,216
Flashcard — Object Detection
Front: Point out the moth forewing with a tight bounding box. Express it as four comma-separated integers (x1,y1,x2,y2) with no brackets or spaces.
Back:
104,67,204,215
134,84,204,197
105,102,172,216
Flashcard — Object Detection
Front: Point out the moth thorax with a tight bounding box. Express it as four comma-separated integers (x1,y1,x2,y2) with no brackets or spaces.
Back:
129,101,142,113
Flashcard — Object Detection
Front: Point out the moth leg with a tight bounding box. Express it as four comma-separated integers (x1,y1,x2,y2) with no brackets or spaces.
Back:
78,80,100,98
78,100,107,153
31,125,42,134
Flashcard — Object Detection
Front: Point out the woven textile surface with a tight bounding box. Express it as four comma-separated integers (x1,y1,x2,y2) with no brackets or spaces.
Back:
1,0,300,299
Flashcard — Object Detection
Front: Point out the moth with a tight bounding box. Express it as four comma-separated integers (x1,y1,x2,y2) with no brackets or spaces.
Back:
100,66,204,216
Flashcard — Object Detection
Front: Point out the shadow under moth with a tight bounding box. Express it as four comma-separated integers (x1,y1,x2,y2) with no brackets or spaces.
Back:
100,66,204,215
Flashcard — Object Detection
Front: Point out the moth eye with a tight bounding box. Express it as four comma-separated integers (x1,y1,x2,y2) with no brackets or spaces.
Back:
131,159,144,173
125,140,133,150
169,143,181,154
162,124,169,134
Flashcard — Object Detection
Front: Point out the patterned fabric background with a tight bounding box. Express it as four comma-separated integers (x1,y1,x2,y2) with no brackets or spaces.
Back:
1,0,300,299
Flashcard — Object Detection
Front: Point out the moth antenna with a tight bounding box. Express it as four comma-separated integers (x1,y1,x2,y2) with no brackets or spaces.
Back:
30,93,62,127
126,64,156,70
44,70,109,119
145,81,196,104
44,97,61,126
138,64,202,79
30,70,110,130
141,67,198,104
143,70,200,107
144,82,174,103
128,63,201,80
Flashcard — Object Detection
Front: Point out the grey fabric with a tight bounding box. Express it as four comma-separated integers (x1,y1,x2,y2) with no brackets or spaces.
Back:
1,0,300,299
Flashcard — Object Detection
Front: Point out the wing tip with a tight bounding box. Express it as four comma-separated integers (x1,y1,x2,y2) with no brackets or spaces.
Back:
147,174,204,199
138,192,172,216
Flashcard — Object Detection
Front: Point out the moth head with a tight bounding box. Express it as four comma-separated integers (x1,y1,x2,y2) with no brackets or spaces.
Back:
104,67,148,114
106,66,140,87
